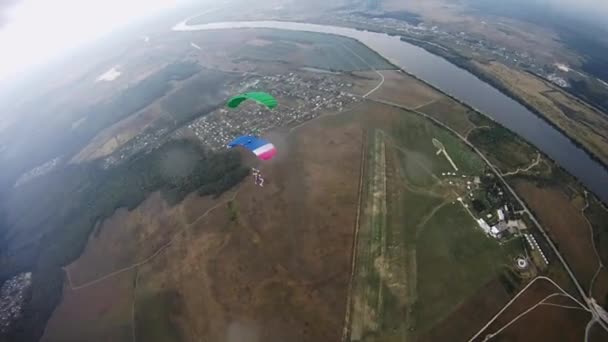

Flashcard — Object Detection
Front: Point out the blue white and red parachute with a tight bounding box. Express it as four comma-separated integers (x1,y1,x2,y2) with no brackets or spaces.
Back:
227,135,277,161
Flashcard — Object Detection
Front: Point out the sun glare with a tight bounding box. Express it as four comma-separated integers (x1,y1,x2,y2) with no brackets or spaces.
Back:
0,0,182,80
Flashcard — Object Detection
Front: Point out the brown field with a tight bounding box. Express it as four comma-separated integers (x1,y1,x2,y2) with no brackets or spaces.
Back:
417,97,478,135
483,279,557,333
42,269,136,342
471,278,589,341
134,111,363,341
348,70,485,138
419,278,511,342
592,273,608,307
49,108,364,341
589,322,608,341
366,70,442,109
66,191,221,286
490,304,590,341
475,61,608,165
514,182,603,294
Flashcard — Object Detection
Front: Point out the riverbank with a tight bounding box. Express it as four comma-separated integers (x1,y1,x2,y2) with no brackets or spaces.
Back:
398,36,608,172
172,20,608,204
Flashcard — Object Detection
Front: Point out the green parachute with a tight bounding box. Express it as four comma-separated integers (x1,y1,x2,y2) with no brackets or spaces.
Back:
226,92,278,109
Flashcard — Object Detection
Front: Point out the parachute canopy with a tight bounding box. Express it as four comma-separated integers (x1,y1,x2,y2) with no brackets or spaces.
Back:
226,92,277,109
227,135,277,160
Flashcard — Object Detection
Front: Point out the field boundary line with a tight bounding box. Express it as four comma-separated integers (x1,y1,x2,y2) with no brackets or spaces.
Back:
502,152,541,176
380,130,443,184
65,189,240,291
468,276,590,341
540,302,589,311
482,293,583,341
412,98,439,110
582,190,604,297
465,125,491,140
339,42,384,98
341,127,368,342
415,200,449,238
132,268,139,342
585,319,597,342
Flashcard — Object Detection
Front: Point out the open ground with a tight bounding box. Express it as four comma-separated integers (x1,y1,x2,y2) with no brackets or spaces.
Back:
345,101,524,341
43,107,364,341
36,24,608,342
474,61,608,166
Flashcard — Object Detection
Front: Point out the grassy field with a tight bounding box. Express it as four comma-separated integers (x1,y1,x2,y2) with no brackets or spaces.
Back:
348,103,524,341
389,110,486,176
415,204,517,332
41,269,136,342
46,109,364,341
474,61,608,166
232,29,395,71
419,278,511,341
417,98,477,136
67,192,189,286
366,70,442,108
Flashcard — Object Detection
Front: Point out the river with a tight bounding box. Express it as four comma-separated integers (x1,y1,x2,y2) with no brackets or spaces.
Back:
174,20,608,203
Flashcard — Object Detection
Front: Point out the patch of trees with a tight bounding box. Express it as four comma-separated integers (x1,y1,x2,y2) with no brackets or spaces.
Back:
0,139,247,342
469,126,512,147
160,70,235,128
472,199,487,213
568,79,608,114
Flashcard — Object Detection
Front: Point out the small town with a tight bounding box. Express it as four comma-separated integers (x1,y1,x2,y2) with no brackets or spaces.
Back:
0,272,31,333
327,12,570,88
187,72,358,150
101,71,358,168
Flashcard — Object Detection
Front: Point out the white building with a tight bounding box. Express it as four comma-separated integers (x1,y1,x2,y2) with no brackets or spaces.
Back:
497,209,505,221
477,218,491,234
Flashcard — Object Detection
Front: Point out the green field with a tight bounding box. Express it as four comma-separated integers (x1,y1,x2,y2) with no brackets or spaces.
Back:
468,125,538,172
415,204,518,332
349,109,523,341
160,69,238,126
233,29,395,72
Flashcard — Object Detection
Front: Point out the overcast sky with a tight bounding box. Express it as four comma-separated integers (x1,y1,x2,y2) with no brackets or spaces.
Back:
0,0,195,81
470,0,608,28
0,0,605,81
532,0,608,19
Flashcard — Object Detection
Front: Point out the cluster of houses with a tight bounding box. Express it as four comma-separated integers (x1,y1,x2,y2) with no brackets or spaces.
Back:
476,206,527,240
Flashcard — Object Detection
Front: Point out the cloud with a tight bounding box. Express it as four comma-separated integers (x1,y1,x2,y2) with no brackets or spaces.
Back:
519,0,608,24
0,0,194,80
0,0,19,27
471,0,608,30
